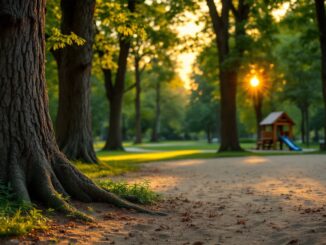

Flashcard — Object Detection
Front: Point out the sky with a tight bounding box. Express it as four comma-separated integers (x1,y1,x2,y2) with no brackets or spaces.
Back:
176,2,290,90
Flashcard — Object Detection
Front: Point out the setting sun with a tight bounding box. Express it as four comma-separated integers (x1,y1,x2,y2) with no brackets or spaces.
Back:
250,76,260,88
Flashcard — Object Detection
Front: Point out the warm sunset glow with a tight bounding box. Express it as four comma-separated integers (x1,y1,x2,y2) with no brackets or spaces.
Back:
250,76,260,88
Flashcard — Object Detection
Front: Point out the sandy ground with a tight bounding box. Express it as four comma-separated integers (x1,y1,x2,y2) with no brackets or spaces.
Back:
5,154,326,245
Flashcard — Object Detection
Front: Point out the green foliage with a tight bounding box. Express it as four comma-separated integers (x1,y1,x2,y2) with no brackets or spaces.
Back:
275,2,321,109
97,180,160,204
95,0,147,70
47,28,86,51
0,185,48,237
186,44,219,140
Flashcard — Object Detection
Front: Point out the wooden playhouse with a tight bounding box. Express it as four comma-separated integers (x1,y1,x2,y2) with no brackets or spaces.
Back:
257,112,295,150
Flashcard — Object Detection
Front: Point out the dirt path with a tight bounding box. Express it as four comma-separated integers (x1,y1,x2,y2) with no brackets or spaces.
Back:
7,155,326,244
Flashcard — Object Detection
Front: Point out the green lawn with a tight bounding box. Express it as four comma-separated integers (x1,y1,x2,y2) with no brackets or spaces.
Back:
95,139,320,152
81,140,320,179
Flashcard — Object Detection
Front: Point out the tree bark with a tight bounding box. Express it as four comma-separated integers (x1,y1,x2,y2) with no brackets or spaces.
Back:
55,0,97,163
134,56,142,144
206,0,243,152
0,0,161,218
151,82,161,142
103,0,136,151
315,0,326,149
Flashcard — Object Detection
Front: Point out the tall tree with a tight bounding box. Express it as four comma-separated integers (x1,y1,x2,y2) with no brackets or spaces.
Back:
187,44,220,143
54,0,98,163
151,80,161,142
130,2,177,144
101,0,136,151
186,75,219,144
0,0,160,217
134,52,143,144
147,57,175,142
314,0,326,144
276,1,321,145
206,0,245,151
277,37,320,145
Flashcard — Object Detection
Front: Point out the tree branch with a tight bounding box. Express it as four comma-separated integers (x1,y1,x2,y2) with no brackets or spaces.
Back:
315,0,326,39
124,83,136,93
140,63,147,74
230,1,238,19
206,0,222,35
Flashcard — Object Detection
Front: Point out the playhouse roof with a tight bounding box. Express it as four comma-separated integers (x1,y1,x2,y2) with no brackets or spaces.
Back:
260,112,295,126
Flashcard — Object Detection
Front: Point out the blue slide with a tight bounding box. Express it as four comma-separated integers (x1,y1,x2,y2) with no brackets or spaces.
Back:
279,136,302,151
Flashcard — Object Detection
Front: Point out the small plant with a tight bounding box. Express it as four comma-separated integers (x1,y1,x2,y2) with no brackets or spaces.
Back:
0,184,48,237
97,180,160,204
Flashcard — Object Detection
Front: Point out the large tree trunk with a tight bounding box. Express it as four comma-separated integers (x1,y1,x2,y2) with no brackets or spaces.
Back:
107,94,124,150
55,0,97,163
0,0,161,218
206,0,243,152
103,0,135,151
315,0,326,148
102,69,124,151
219,70,242,151
151,82,161,142
134,56,142,144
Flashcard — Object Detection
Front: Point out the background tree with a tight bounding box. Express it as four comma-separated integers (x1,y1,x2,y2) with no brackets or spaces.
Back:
186,76,219,143
314,0,326,146
186,45,220,143
311,107,325,142
96,0,140,151
53,0,98,163
147,58,176,142
130,2,177,144
205,0,250,152
273,0,321,145
277,37,320,144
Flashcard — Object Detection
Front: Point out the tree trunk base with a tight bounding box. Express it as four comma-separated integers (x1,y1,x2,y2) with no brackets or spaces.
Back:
102,143,125,152
218,145,244,152
60,141,98,164
13,149,163,219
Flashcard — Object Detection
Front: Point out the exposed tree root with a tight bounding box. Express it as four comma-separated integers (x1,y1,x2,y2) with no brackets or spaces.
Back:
54,154,166,216
10,149,166,221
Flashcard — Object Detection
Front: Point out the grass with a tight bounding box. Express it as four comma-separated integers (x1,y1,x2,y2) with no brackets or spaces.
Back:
97,180,160,204
81,140,321,179
0,185,48,237
75,159,140,179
